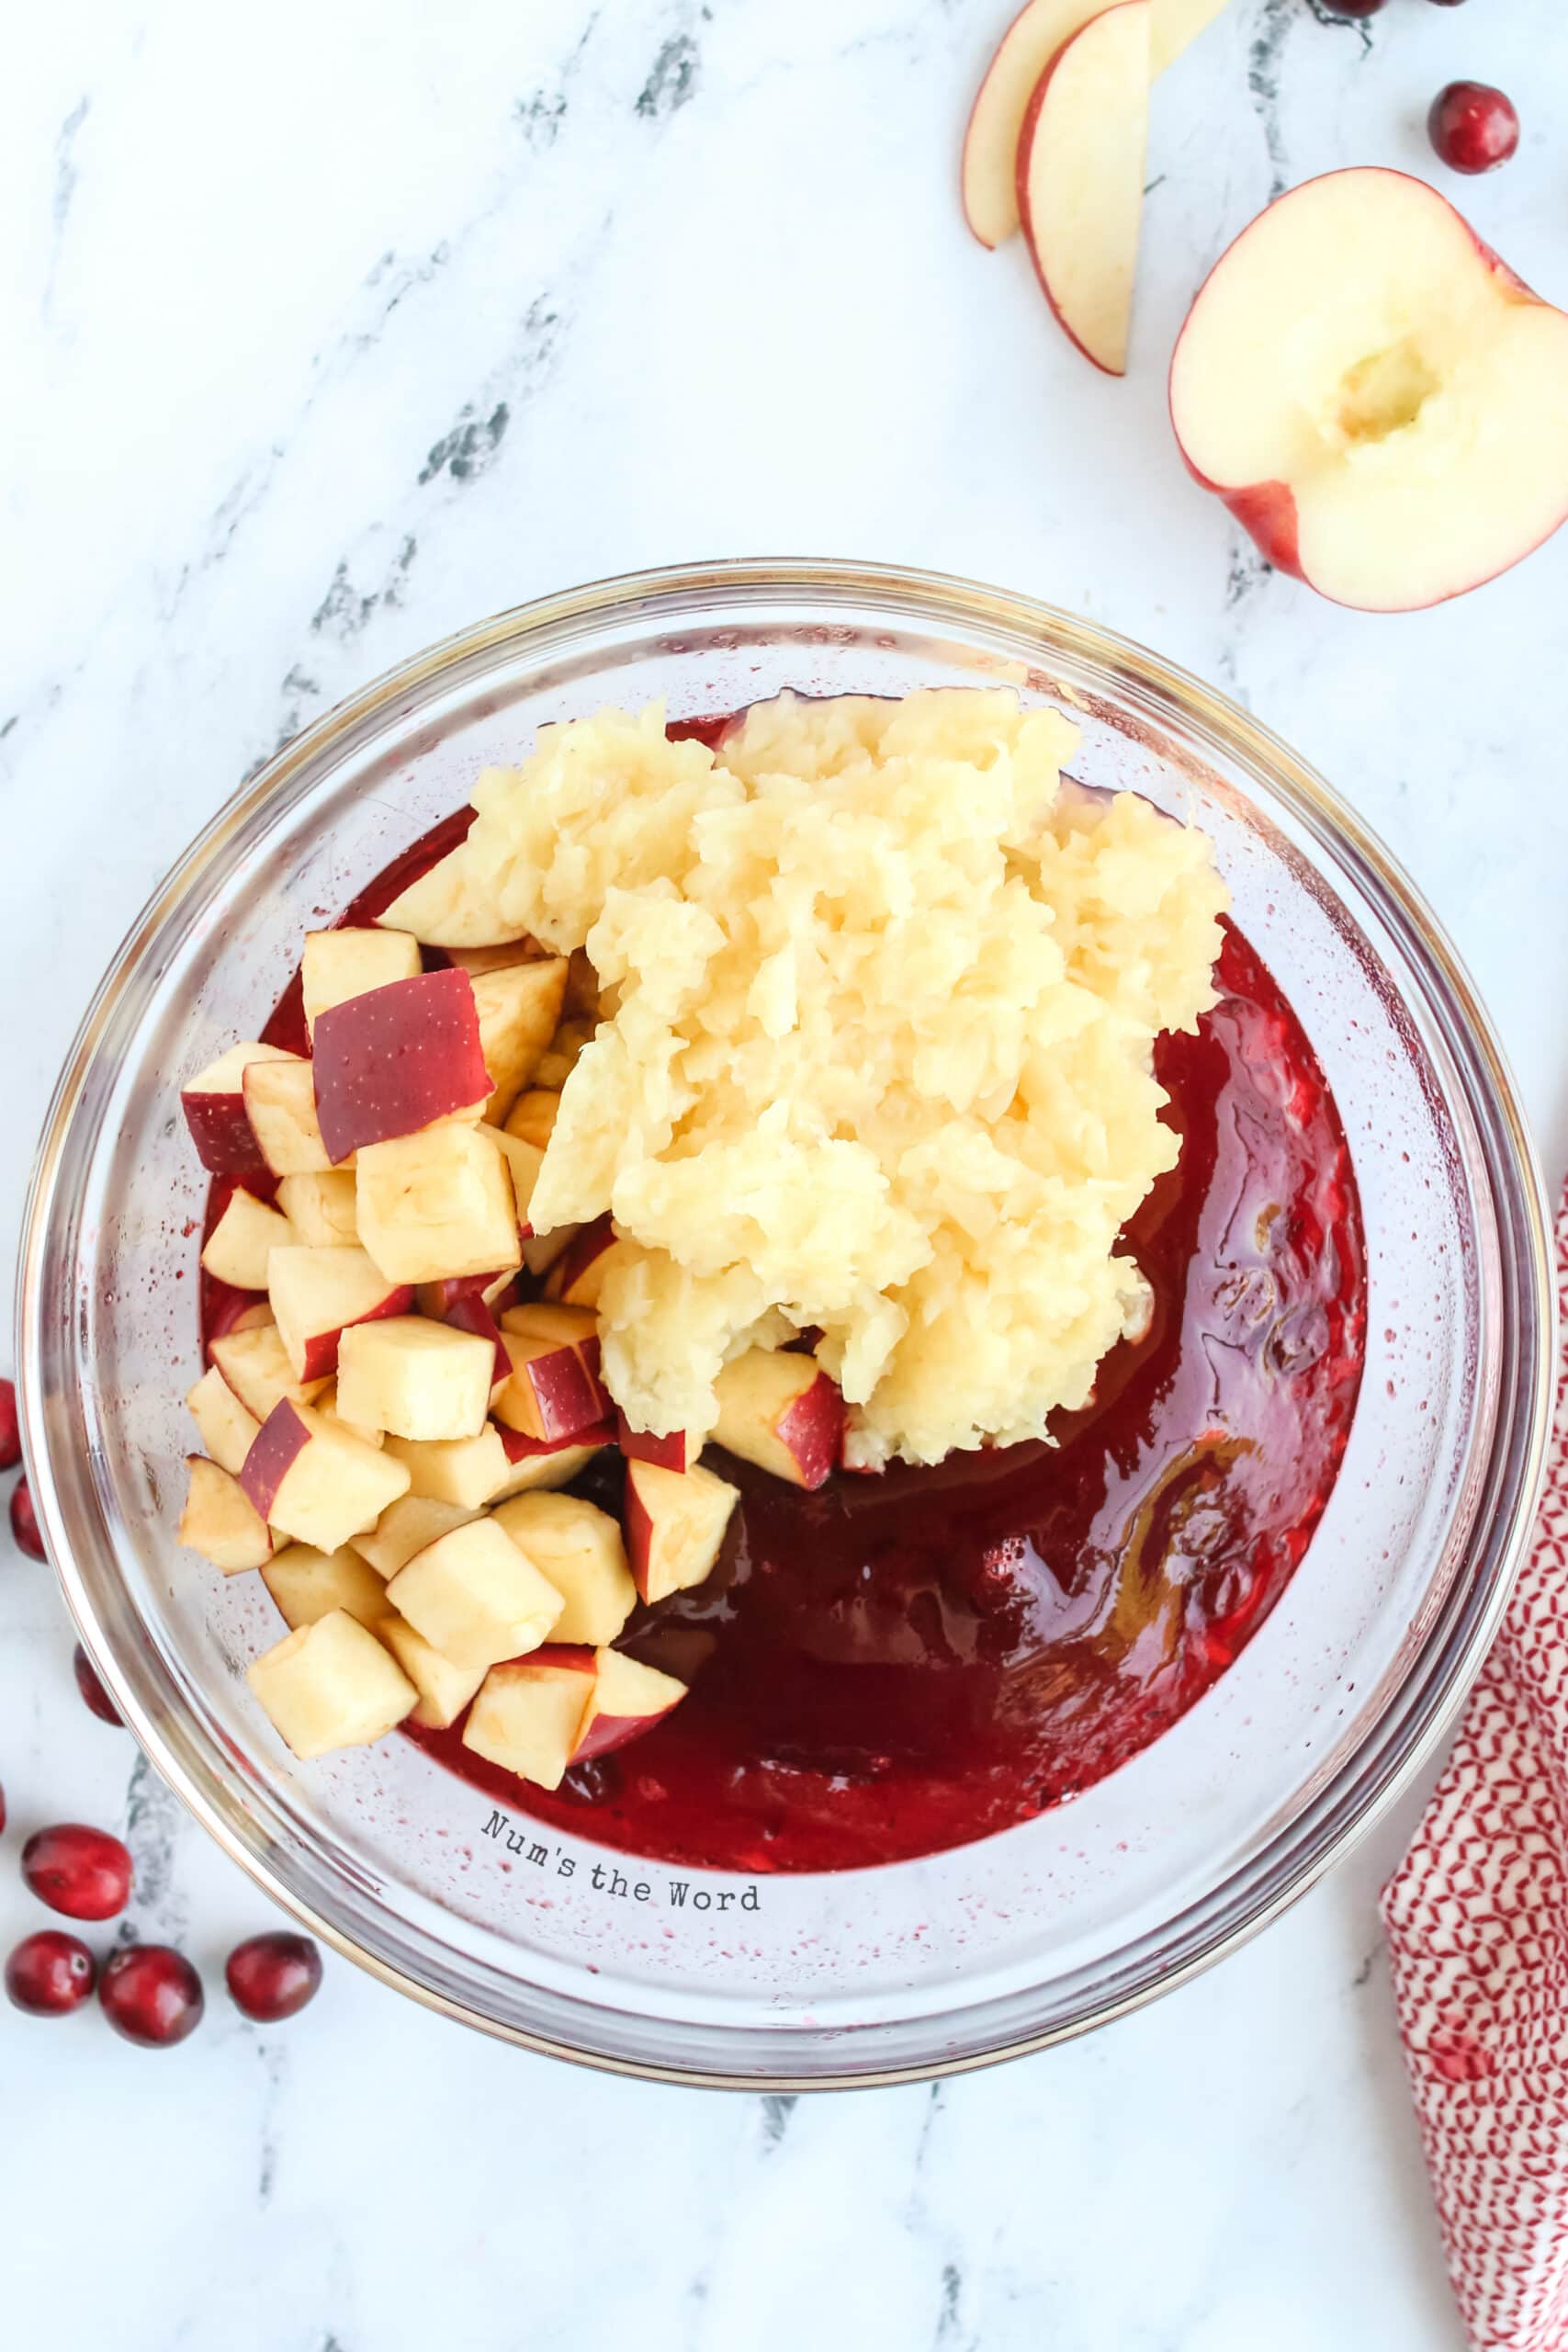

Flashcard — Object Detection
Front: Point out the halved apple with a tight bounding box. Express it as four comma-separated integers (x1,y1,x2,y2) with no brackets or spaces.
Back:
247,1610,416,1760
199,1188,296,1294
261,1542,394,1632
243,1057,335,1176
492,1491,637,1644
624,1458,739,1603
386,1517,563,1672
312,968,491,1162
712,1349,844,1489
1016,1,1150,378
180,1042,298,1180
268,1245,414,1380
334,1316,496,1443
301,926,423,1038
1169,167,1568,611
177,1456,274,1573
240,1399,411,1554
355,1124,522,1286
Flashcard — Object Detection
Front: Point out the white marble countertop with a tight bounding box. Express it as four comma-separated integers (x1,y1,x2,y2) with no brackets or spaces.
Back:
6,3,1567,2345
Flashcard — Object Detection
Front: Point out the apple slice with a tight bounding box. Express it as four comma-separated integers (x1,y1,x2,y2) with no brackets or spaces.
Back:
492,1492,637,1644
355,1123,522,1286
186,1365,263,1476
1148,0,1228,75
712,1349,844,1489
386,1518,563,1672
349,1494,479,1577
375,842,518,948
247,1610,416,1760
378,1614,487,1730
312,968,491,1163
240,1400,411,1553
209,1322,330,1423
199,1188,296,1294
180,1042,297,1179
301,926,423,1038
615,1413,692,1473
261,1542,393,1632
268,1245,414,1380
502,1089,559,1150
624,1459,739,1603
1169,167,1568,611
1016,2,1150,378
334,1317,496,1442
492,1426,610,1498
276,1170,360,1248
574,1648,686,1761
243,1057,336,1176
471,957,569,1122
495,1329,609,1445
462,1647,598,1789
542,1215,623,1309
382,1426,513,1509
177,1456,274,1572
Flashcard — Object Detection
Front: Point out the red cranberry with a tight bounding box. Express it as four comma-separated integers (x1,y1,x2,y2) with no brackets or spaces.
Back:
10,1476,45,1561
73,1644,123,1726
99,1944,204,2047
226,1930,323,2021
6,1929,96,2016
21,1823,133,1920
1428,81,1519,174
0,1376,18,1472
1329,0,1388,14
0,1781,6,1836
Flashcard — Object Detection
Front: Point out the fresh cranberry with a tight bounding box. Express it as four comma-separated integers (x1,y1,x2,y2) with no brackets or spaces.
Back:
1329,0,1388,14
99,1944,204,2047
21,1823,133,1920
0,1376,18,1472
6,1930,96,2016
1428,81,1519,174
10,1476,45,1560
0,1781,6,1835
226,1930,323,2021
73,1644,123,1726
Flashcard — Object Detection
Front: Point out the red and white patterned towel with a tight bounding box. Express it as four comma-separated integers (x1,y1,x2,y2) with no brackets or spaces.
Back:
1383,1191,1568,2351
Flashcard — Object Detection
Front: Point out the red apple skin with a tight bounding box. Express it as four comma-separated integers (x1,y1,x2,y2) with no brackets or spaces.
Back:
238,1400,311,1521
311,968,491,1163
776,1375,846,1492
615,1413,689,1473
623,1471,656,1601
294,1284,413,1382
498,1420,614,1464
544,1216,616,1306
573,1698,679,1762
181,1090,270,1182
420,1272,514,1317
443,1293,511,1387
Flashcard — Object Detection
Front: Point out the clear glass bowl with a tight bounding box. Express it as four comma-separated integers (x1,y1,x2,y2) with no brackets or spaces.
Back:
16,560,1556,2087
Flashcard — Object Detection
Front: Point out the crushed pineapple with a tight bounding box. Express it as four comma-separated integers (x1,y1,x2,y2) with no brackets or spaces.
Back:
412,690,1227,1466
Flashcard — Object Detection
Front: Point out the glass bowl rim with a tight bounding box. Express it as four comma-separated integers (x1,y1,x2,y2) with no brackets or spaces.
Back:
15,556,1557,2088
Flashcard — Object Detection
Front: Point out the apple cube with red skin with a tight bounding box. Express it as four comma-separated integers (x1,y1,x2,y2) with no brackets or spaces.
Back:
178,1456,274,1573
355,1124,522,1286
471,957,568,1122
267,1245,413,1381
276,1170,360,1247
433,1291,511,1396
492,1491,637,1643
462,1647,597,1789
180,1042,297,1179
243,1057,335,1176
334,1317,496,1442
206,1293,276,1350
615,1412,690,1473
1169,169,1568,611
492,1426,610,1498
200,1188,296,1293
209,1323,329,1423
186,1365,263,1476
574,1647,687,1761
247,1610,416,1760
311,968,491,1163
240,1400,410,1554
712,1349,843,1489
350,1494,479,1577
301,926,422,1039
624,1458,739,1602
386,1518,563,1672
261,1543,393,1632
378,1615,487,1730
495,1329,608,1445
543,1215,624,1309
417,1270,515,1317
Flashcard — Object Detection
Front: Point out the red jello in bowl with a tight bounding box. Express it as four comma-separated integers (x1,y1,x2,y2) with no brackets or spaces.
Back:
18,563,1552,2086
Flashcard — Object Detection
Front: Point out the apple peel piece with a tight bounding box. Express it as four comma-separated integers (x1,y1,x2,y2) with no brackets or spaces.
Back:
1016,0,1150,378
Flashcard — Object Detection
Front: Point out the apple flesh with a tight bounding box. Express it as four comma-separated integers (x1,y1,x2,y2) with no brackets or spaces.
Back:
180,1042,297,1179
462,1648,597,1790
247,1610,416,1760
492,1425,610,1498
381,1425,513,1509
199,1188,296,1294
267,1245,414,1380
311,968,491,1162
533,1018,592,1093
186,1365,263,1476
177,1456,274,1573
502,1089,559,1150
542,1215,622,1308
712,1349,844,1489
574,1647,686,1762
492,1491,637,1644
261,1542,393,1632
377,1615,487,1730
375,842,518,948
243,1057,336,1176
240,1399,411,1554
495,1329,609,1445
623,1458,739,1603
1169,167,1568,611
1016,1,1150,378
355,1123,522,1285
386,1517,563,1671
334,1316,496,1442
276,1170,360,1247
349,1493,479,1577
470,956,568,1121
209,1322,330,1423
301,926,422,1038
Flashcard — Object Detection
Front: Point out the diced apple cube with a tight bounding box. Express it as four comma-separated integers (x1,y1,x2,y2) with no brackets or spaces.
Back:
386,1519,563,1671
472,957,569,1122
713,1349,844,1490
494,1330,608,1445
417,1270,515,1317
489,1130,543,1236
350,1494,479,1577
492,1492,637,1644
243,1057,335,1175
199,1188,296,1293
180,1042,297,1179
500,1301,600,1351
381,1426,512,1509
462,1647,598,1790
615,1412,691,1473
355,1123,522,1285
209,1322,329,1423
378,1613,487,1730
434,1292,511,1396
301,926,423,1037
178,1456,274,1573
240,1400,411,1554
574,1647,686,1760
335,1317,495,1442
375,842,520,949
186,1365,263,1476
247,1610,416,1759
314,1380,386,1449
312,968,491,1162
502,1089,560,1150
492,1427,609,1498
261,1543,394,1631
268,1245,414,1380
276,1170,360,1247
624,1458,739,1602
542,1215,624,1308
207,1295,275,1347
